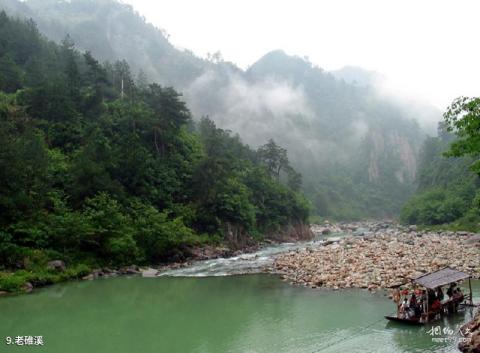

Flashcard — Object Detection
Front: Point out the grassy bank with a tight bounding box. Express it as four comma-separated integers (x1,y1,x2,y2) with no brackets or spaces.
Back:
0,264,91,294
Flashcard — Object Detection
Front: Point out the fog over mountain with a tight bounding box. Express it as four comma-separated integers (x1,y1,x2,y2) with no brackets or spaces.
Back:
0,0,443,218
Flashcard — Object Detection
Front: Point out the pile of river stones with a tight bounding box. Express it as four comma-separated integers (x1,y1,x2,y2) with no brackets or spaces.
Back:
272,221,480,291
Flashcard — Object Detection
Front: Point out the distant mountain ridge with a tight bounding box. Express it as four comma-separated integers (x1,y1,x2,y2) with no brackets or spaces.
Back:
0,0,209,87
0,0,442,218
332,66,382,86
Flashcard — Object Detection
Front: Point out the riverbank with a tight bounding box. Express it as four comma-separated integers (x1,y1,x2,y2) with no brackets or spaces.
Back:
0,223,312,295
0,245,257,296
273,221,480,290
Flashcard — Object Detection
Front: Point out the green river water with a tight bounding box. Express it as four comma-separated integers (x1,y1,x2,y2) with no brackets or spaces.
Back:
0,275,478,353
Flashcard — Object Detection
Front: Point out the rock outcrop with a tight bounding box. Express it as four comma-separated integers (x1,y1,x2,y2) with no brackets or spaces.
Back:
47,260,66,272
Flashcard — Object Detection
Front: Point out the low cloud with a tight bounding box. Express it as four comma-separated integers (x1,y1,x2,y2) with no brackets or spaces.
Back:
185,70,315,149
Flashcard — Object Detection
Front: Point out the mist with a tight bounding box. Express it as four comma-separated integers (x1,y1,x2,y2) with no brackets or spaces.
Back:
0,0,445,218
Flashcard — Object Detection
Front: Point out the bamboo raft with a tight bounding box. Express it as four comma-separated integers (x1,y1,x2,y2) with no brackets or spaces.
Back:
385,267,475,325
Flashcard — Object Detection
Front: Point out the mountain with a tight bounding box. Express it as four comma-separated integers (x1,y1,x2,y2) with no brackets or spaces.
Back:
0,0,442,219
332,66,382,86
0,0,209,87
184,49,427,217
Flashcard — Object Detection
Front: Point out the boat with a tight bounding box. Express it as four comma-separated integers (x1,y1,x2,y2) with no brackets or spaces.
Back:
384,315,425,326
385,267,475,325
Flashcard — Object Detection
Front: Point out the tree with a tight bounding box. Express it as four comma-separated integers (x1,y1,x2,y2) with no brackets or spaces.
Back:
286,167,302,192
143,84,191,155
83,51,108,115
113,60,135,99
257,139,289,182
61,35,81,101
82,193,138,264
0,54,23,93
443,96,480,173
136,69,149,91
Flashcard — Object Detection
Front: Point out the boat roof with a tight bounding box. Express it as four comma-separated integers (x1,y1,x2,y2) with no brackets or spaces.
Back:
413,267,471,289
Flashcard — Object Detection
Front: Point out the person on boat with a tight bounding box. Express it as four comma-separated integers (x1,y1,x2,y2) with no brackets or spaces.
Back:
409,294,422,317
392,289,401,315
452,288,464,312
418,291,425,312
430,298,441,312
399,298,409,318
451,290,460,312
447,283,456,298
410,293,417,307
446,289,456,314
456,287,464,302
409,293,420,317
427,297,442,321
436,287,444,302
420,290,427,309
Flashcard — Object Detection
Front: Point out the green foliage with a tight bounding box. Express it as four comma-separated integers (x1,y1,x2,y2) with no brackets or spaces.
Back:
0,263,91,292
443,97,480,173
0,12,309,289
81,193,137,264
129,201,197,262
192,118,308,237
257,139,289,182
0,53,23,92
400,188,467,225
400,99,480,230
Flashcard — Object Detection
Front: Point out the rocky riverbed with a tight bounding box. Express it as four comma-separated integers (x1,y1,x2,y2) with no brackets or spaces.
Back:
272,221,480,290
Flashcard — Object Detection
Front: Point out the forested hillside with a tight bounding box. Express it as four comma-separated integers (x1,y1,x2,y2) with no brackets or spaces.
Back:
401,100,480,231
0,12,309,291
0,0,440,219
0,0,208,87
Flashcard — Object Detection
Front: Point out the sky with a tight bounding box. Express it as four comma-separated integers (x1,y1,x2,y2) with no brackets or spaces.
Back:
123,0,479,110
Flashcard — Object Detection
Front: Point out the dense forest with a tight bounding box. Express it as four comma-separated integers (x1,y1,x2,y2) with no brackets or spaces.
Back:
0,12,309,291
0,0,440,220
401,99,480,231
1,0,475,295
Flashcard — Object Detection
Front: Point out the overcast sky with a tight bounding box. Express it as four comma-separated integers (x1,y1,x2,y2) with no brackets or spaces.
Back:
123,0,479,110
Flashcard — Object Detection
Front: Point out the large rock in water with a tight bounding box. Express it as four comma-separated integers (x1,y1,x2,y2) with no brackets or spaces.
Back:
459,311,480,353
141,268,159,278
23,282,33,293
120,265,140,275
324,237,341,245
47,260,66,272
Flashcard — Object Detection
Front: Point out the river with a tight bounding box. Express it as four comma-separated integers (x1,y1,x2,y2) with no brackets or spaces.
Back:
0,238,478,353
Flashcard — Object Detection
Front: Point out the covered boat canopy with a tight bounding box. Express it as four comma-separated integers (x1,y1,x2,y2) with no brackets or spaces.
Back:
386,267,474,325
413,267,471,289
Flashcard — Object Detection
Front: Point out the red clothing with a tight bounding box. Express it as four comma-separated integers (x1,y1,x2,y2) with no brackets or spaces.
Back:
431,299,441,311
